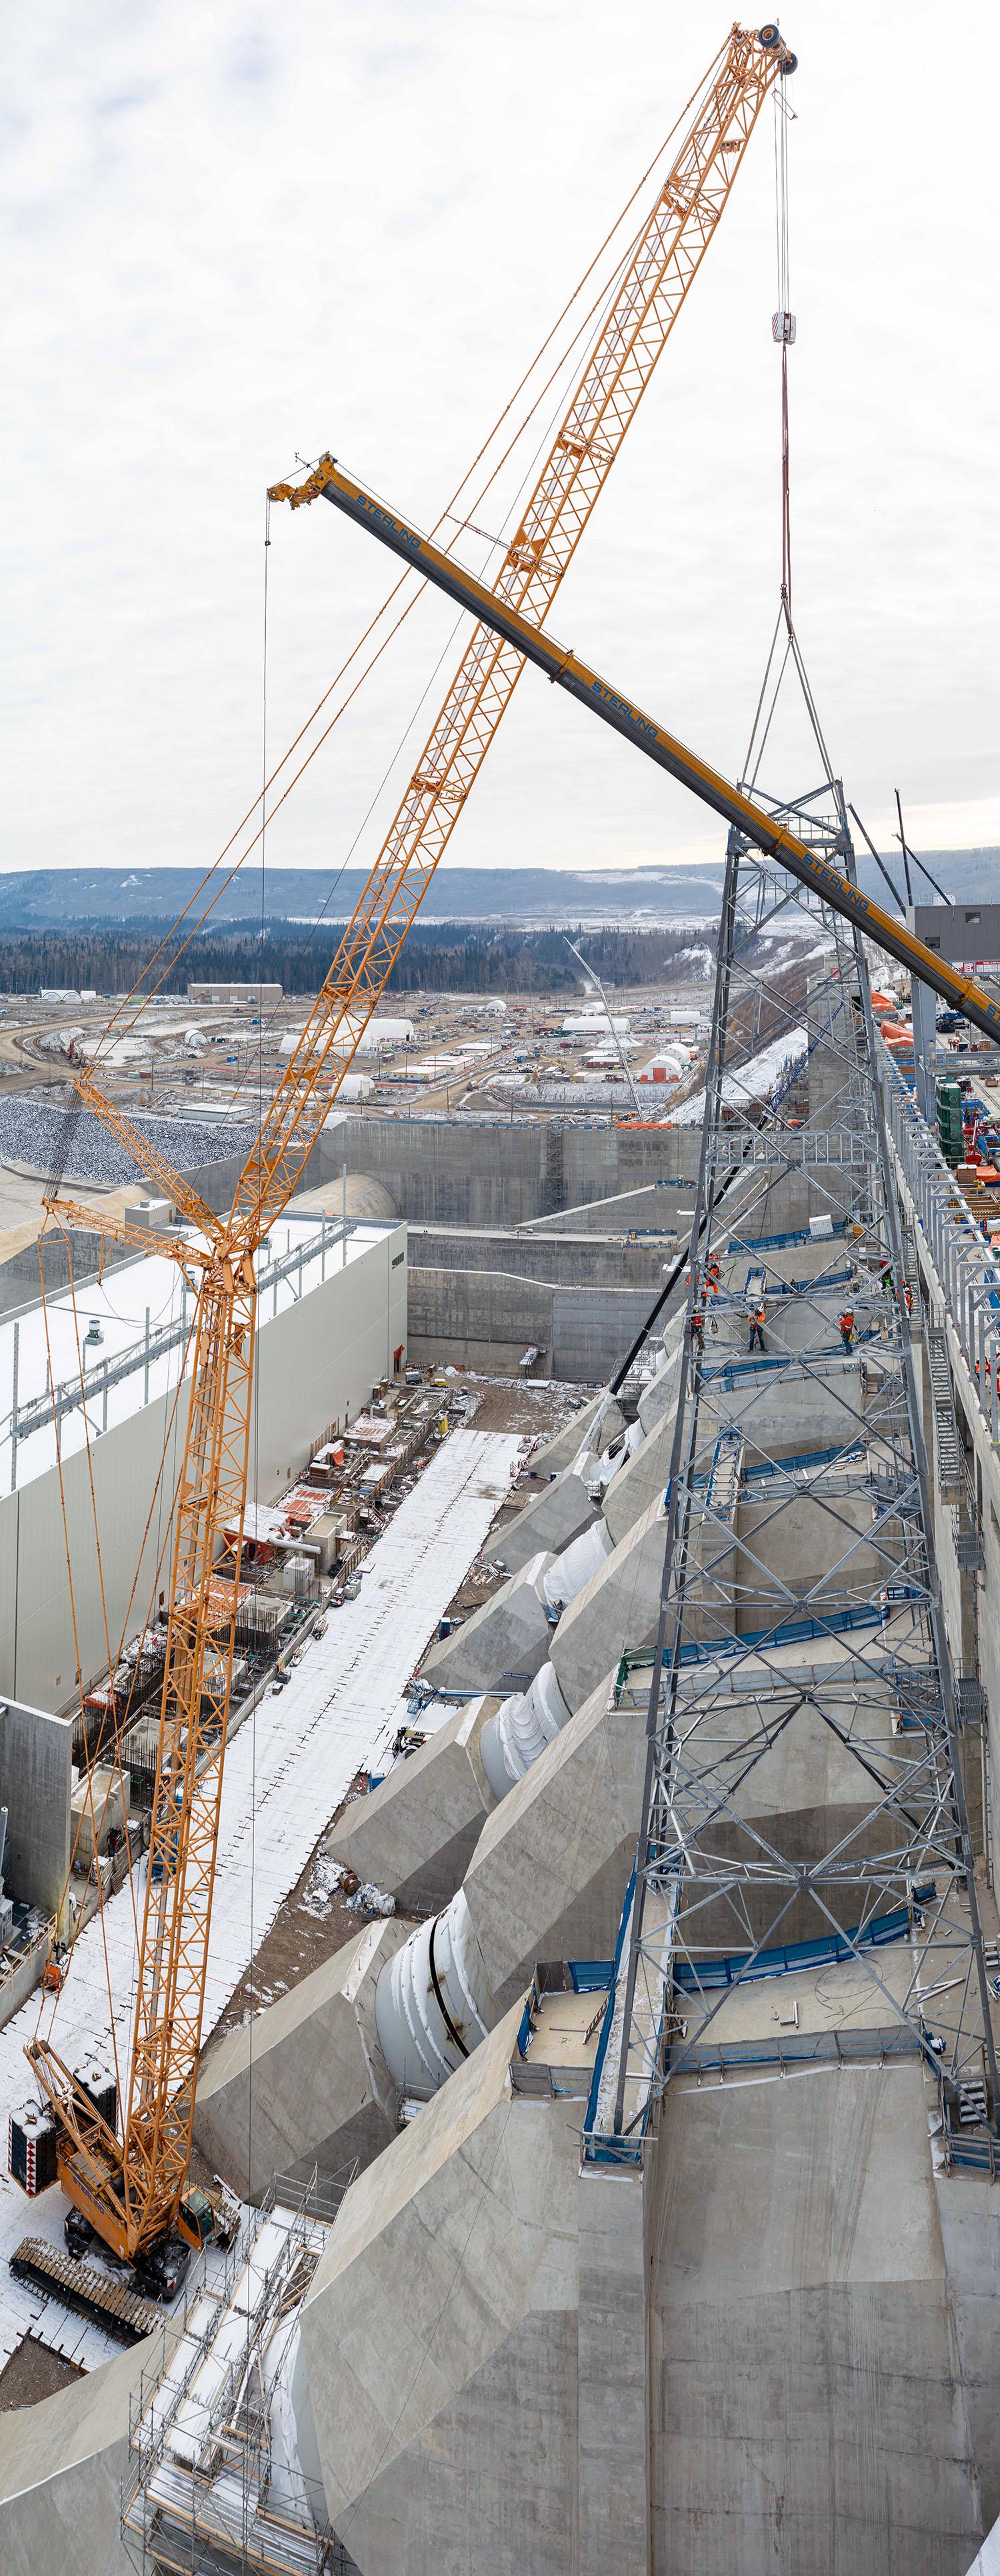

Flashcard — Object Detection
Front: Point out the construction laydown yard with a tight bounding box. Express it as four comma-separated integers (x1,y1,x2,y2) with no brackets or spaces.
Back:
0,1422,518,2376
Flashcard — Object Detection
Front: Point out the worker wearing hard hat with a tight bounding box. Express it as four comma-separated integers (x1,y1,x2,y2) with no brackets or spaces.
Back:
747,1302,767,1353
839,1308,855,1352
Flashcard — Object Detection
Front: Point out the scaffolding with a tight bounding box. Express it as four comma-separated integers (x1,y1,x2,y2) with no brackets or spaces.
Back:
122,2171,356,2576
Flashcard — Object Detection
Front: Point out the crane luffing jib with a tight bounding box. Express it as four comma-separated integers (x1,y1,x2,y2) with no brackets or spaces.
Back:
283,455,1000,1048
27,25,789,2265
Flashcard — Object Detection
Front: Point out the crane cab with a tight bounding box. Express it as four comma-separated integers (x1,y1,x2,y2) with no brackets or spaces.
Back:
177,2186,217,2250
178,2180,240,2252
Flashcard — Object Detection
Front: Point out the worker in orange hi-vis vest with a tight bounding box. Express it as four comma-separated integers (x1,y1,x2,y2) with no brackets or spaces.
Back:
690,1308,705,1350
839,1308,855,1352
747,1302,766,1353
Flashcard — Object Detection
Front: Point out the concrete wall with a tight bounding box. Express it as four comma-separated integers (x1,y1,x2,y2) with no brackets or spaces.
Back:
196,1916,413,2201
408,1225,670,1292
521,1179,686,1236
296,2005,648,2576
0,2331,158,2576
649,2064,985,2575
0,1224,408,1712
0,1137,334,1317
409,1264,651,1382
0,1226,133,1318
332,1113,699,1226
0,1696,72,1912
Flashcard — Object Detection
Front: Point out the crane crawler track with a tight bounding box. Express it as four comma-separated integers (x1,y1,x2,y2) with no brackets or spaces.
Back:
9,2236,162,2345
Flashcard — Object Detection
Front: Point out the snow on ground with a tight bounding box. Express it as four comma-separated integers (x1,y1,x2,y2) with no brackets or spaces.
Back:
668,1027,808,1125
0,1422,519,2374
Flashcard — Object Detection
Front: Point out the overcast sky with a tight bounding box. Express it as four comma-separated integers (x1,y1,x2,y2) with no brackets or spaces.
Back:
3,0,997,890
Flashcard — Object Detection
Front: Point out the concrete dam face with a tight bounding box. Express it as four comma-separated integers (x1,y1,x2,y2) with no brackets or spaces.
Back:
4,996,1000,2576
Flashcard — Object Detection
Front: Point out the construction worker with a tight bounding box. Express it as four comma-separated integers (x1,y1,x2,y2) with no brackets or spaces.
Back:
881,1262,895,1297
839,1308,855,1352
748,1302,766,1353
904,1283,913,1318
690,1308,705,1350
706,1257,721,1297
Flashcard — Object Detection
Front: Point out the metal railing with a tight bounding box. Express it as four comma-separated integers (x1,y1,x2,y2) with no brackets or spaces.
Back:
8,1214,361,1489
880,1042,1000,1446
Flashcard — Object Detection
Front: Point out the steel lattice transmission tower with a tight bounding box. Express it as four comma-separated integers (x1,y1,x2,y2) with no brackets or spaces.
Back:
595,774,1000,2157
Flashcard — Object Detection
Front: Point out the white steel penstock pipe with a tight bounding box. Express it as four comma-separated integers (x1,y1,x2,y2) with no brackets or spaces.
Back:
540,1513,614,1614
479,1435,639,1798
479,1516,613,1802
479,1658,572,1801
374,1889,497,2096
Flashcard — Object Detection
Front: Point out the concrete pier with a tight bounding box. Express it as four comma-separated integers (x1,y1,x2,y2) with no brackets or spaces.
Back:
195,1915,414,2200
649,2063,984,2575
294,2000,647,2576
324,1698,500,1912
0,2333,156,2575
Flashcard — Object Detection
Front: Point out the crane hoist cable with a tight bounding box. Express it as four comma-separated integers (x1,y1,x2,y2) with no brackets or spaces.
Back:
25,23,794,2273
742,68,840,808
82,40,734,1084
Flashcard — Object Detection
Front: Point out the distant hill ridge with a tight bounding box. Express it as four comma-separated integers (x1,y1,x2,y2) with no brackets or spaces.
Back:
0,853,995,929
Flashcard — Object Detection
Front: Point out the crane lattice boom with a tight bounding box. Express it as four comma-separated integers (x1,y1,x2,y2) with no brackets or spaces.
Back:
27,23,791,2263
245,23,792,1242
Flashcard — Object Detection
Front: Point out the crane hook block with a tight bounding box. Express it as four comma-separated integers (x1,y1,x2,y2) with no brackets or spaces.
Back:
772,312,797,345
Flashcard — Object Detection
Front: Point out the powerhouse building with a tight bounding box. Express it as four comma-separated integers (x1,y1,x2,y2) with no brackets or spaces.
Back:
0,1209,407,1713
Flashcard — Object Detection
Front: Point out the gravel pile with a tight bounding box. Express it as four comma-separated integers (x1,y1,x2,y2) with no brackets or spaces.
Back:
487,1079,634,1109
0,1097,259,1186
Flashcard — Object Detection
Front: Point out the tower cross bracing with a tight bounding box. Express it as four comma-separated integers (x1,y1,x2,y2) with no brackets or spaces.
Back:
595,790,999,2157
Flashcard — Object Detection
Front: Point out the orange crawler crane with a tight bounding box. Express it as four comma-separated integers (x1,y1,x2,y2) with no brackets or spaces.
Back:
25,24,794,2284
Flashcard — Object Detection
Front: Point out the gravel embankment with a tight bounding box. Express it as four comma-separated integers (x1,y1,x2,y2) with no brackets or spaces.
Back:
0,1098,258,1187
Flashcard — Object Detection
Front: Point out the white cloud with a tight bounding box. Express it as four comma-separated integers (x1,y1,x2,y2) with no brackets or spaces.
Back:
2,0,997,889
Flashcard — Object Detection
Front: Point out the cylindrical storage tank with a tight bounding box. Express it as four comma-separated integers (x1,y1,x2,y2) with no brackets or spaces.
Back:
541,1516,614,1614
374,1890,497,2096
479,1658,572,1800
